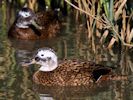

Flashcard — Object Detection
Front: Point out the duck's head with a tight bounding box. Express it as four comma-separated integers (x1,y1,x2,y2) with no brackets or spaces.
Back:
15,7,42,29
22,48,58,72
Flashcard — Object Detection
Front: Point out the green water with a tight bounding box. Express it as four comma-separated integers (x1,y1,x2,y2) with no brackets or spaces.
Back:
0,2,133,100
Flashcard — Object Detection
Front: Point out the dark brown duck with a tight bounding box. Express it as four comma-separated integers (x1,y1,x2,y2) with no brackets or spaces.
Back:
8,7,60,40
22,48,128,86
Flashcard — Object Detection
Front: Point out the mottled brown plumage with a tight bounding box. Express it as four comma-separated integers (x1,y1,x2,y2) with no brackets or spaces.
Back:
8,8,60,40
33,60,97,86
22,48,128,86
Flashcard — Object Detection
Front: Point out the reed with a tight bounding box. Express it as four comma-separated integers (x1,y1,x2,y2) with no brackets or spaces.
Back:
65,0,133,49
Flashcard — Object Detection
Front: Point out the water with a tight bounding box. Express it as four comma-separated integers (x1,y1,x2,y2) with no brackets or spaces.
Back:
0,2,133,100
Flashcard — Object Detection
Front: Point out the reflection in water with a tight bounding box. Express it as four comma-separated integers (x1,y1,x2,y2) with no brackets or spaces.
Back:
0,1,133,100
39,94,54,100
33,80,132,100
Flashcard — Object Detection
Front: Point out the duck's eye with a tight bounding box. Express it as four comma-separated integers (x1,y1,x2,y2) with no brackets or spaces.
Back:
41,54,44,56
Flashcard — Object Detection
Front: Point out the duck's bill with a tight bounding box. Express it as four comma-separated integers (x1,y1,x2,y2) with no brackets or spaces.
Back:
31,20,42,30
21,59,36,67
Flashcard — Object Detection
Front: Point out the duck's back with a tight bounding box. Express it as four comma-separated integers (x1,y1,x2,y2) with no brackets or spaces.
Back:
35,11,60,38
36,11,59,27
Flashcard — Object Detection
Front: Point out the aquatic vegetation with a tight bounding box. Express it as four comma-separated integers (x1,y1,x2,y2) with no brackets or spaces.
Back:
65,0,133,49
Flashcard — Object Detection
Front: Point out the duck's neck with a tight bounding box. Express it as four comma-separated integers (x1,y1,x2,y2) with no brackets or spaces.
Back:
16,23,29,28
39,61,58,72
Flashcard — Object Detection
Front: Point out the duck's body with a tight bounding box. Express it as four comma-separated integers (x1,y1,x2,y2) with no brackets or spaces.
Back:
33,59,112,86
8,8,60,40
22,48,127,86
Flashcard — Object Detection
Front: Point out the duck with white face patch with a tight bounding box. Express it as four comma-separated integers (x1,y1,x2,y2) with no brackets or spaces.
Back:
18,8,32,18
8,7,60,40
34,49,58,72
16,8,41,29
21,48,128,86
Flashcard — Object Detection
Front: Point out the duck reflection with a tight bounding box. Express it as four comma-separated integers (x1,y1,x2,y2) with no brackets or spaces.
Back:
32,80,131,100
33,83,110,100
39,94,54,100
8,37,63,62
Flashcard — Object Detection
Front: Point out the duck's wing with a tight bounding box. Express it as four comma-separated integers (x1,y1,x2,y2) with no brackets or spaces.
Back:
36,11,59,27
58,59,113,82
92,66,112,82
35,11,60,38
58,59,91,72
58,59,107,72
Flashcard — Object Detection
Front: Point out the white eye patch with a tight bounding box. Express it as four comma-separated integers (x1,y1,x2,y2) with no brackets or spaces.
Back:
18,11,31,18
37,50,56,59
37,50,57,60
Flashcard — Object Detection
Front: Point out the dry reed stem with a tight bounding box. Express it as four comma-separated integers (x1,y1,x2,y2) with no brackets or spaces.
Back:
126,12,133,43
92,30,96,53
82,0,93,38
28,0,37,10
107,37,116,49
126,23,130,43
128,29,133,43
120,53,133,74
127,60,133,73
75,10,79,21
115,0,127,20
114,1,119,11
128,60,133,72
65,0,104,24
121,9,126,41
100,30,109,43
63,40,67,58
96,21,102,37
126,24,130,43
87,20,91,38
78,0,82,15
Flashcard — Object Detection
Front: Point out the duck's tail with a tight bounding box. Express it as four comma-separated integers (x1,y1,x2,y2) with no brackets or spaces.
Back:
96,74,131,83
108,75,128,81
